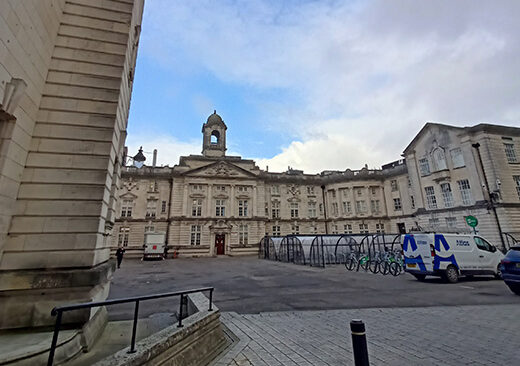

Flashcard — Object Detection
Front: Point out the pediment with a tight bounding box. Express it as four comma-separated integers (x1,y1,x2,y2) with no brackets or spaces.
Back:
120,192,138,199
183,161,257,179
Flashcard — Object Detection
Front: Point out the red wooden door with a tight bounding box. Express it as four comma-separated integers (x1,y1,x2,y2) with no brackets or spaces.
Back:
215,235,225,255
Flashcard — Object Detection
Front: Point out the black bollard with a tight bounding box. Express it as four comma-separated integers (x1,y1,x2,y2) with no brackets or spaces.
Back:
350,319,370,366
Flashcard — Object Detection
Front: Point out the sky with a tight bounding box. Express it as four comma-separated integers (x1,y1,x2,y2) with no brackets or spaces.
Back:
126,0,520,173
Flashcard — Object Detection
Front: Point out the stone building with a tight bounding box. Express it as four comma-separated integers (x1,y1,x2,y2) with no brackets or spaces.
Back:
115,115,520,257
403,122,520,247
0,0,144,332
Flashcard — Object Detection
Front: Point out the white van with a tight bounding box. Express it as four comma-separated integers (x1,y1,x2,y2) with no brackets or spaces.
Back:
143,232,166,260
402,233,504,283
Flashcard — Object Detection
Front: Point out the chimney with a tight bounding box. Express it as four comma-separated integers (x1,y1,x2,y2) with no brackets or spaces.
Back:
266,165,269,172
152,149,157,167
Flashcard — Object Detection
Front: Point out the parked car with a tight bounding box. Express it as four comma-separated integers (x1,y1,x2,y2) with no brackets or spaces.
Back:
500,246,520,295
402,233,504,283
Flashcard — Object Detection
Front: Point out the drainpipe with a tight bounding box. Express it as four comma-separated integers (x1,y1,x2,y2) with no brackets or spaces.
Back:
321,185,329,234
165,175,174,256
472,143,505,250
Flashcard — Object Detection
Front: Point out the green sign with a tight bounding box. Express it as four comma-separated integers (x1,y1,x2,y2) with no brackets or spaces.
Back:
465,215,478,228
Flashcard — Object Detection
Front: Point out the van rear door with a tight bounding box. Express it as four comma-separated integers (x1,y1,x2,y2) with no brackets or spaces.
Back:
403,233,433,272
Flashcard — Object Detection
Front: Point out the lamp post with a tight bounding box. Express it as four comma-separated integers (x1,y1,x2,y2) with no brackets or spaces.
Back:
472,143,506,250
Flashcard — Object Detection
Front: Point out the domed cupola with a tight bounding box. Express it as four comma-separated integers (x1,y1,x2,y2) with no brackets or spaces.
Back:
202,110,227,157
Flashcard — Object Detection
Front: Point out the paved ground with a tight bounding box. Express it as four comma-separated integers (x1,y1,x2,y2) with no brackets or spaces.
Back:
107,257,520,365
109,256,519,320
214,304,520,366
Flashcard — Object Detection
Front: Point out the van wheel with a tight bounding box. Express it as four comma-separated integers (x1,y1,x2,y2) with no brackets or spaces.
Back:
495,264,503,279
413,274,426,281
444,265,459,283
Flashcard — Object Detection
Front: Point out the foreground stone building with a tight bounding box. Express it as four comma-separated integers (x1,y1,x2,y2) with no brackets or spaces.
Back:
114,113,520,257
0,0,144,331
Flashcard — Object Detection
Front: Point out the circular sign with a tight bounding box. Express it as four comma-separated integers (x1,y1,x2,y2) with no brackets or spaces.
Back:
465,215,478,228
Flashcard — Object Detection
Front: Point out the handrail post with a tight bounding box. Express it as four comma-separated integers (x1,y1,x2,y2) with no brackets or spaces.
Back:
128,300,140,353
178,294,184,328
47,310,62,366
208,289,213,311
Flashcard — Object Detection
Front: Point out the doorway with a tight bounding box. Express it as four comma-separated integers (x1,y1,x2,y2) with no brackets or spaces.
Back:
397,223,406,234
215,234,225,255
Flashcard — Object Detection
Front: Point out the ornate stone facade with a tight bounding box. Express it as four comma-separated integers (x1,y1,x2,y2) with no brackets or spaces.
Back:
114,114,520,257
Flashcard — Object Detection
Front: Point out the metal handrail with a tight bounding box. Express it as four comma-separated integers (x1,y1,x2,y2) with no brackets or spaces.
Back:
47,287,214,366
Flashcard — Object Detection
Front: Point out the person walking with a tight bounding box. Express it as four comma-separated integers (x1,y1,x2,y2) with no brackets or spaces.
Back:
116,247,125,269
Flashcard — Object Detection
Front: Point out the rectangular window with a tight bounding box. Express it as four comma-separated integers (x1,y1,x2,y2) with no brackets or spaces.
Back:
146,200,157,218
357,189,363,196
504,143,518,163
343,224,353,234
457,179,472,206
290,202,299,218
192,199,202,216
391,180,398,192
215,185,226,192
429,218,440,229
393,198,402,211
272,225,281,236
356,200,367,213
307,186,315,195
118,227,129,247
425,186,437,209
308,202,317,218
237,185,248,192
215,199,226,216
514,176,520,199
264,202,269,217
319,203,324,215
161,200,167,213
238,224,248,245
342,201,352,214
445,217,457,229
271,201,280,219
359,223,369,234
238,200,248,217
440,183,454,208
419,158,431,176
370,200,380,213
410,196,415,209
144,225,155,233
332,202,339,216
371,187,377,195
271,185,280,195
121,199,133,217
450,148,465,168
190,225,201,245
291,224,299,234
330,190,336,199
192,184,204,191
332,224,338,234
375,223,385,233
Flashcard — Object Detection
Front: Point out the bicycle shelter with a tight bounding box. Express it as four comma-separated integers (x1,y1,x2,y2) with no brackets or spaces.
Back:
259,233,403,268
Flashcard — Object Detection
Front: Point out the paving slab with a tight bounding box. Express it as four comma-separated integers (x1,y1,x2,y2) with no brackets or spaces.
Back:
215,304,520,366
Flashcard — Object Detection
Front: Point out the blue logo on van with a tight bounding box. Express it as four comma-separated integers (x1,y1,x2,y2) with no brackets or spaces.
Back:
433,234,458,270
403,235,426,271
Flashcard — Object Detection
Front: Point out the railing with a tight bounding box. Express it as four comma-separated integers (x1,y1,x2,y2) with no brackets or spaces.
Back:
47,287,214,366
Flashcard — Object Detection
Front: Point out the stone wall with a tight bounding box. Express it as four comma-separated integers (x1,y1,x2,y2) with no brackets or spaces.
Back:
0,0,145,329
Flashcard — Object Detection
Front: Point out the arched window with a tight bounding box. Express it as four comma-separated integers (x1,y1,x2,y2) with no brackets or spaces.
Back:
210,130,220,145
432,147,447,171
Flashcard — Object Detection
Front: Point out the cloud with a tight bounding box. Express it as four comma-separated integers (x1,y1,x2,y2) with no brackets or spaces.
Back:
138,0,520,173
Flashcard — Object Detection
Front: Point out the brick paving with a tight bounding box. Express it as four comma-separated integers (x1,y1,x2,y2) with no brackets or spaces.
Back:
213,304,520,366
